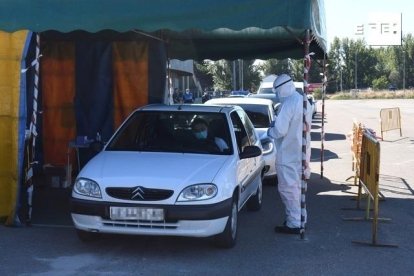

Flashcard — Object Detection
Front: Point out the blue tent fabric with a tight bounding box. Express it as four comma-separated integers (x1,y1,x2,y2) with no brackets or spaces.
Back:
75,42,114,143
148,40,167,104
15,32,33,224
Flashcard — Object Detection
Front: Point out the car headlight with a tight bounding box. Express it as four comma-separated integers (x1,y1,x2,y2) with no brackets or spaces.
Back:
73,178,102,198
261,138,274,155
177,184,218,202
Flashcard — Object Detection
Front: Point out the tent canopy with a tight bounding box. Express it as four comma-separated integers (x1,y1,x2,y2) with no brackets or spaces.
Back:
0,0,327,60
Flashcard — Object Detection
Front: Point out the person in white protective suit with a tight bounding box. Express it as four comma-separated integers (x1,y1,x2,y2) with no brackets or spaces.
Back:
267,74,310,234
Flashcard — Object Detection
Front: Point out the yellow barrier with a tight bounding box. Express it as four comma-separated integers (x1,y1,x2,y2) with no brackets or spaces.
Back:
347,120,364,187
351,131,397,247
380,107,402,140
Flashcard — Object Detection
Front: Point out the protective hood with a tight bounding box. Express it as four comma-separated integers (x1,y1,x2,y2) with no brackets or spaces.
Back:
273,74,296,99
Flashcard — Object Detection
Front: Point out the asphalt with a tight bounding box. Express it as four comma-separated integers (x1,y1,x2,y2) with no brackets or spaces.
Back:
1,99,413,275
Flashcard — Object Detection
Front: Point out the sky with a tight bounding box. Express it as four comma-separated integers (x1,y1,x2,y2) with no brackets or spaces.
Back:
324,0,414,48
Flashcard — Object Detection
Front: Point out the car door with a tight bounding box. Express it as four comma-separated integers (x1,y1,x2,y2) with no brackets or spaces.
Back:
236,109,262,178
230,110,256,205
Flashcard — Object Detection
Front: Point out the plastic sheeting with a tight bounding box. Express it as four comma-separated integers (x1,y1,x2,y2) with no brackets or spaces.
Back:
0,30,28,223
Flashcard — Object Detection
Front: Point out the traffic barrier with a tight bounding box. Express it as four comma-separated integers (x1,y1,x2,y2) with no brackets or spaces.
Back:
380,107,402,140
345,131,397,247
347,120,364,187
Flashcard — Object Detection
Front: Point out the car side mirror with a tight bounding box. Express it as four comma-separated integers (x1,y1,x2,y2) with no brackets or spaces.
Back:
240,145,262,159
273,103,281,115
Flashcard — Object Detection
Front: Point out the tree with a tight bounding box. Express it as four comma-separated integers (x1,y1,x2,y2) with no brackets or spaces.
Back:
372,76,388,90
200,59,261,92
194,61,214,91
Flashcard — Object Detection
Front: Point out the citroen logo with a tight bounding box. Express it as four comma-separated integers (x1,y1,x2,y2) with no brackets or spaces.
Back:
131,186,145,200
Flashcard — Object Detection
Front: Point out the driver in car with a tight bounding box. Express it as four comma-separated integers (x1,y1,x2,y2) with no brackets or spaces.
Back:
191,118,229,152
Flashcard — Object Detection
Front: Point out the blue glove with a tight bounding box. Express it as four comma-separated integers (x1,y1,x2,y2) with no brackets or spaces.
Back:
269,120,275,128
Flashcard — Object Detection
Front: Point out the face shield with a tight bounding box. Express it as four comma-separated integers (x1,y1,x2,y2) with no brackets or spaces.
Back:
272,74,294,102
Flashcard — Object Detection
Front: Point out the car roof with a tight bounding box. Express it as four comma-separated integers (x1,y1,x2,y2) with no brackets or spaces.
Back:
137,103,239,114
206,97,273,106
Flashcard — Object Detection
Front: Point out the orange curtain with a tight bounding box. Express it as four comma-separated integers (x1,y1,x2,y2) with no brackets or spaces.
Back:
41,41,76,167
113,41,148,128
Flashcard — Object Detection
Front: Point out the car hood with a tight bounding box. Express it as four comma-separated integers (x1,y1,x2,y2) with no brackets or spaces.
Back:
79,151,230,188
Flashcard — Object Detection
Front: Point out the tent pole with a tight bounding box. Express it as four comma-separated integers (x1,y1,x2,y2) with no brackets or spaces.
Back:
26,33,41,225
320,56,327,179
300,29,311,239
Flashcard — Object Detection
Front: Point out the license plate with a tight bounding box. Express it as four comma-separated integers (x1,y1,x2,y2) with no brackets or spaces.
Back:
110,207,164,221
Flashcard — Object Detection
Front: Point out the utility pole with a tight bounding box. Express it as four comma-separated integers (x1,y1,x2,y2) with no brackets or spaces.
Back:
355,51,358,89
403,49,406,91
232,60,236,91
240,59,244,91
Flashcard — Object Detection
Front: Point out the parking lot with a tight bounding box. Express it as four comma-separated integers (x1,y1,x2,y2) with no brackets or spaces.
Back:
1,99,413,275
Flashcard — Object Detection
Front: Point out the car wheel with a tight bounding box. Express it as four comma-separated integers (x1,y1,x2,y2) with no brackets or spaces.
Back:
264,175,278,186
214,196,238,248
76,229,100,242
247,178,263,211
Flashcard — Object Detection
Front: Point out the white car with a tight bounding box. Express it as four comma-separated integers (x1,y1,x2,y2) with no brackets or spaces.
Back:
70,104,265,248
205,97,277,181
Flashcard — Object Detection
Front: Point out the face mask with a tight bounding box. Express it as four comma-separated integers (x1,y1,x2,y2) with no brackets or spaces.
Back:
195,130,207,140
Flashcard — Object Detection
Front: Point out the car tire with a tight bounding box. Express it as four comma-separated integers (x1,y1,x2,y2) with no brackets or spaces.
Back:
247,178,263,211
213,196,238,248
76,229,100,242
264,175,278,186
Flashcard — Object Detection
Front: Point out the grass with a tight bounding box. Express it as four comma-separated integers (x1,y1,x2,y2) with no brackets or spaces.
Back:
328,90,414,100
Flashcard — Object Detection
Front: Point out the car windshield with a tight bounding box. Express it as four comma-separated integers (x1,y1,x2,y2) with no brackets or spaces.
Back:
258,87,273,94
231,104,270,128
106,111,233,155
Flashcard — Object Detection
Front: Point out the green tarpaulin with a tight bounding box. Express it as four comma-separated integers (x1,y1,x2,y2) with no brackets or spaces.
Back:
0,0,327,59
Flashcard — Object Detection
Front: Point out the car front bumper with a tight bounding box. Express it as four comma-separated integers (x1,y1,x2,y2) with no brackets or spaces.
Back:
70,197,232,237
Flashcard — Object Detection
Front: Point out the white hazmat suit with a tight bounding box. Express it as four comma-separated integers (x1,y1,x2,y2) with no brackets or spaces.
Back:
267,74,307,230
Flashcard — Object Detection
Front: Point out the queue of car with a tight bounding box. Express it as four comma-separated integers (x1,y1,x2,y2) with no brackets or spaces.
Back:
70,80,316,248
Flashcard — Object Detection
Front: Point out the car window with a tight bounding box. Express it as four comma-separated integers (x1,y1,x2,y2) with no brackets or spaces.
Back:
232,104,271,128
106,111,233,155
236,110,258,145
230,111,250,154
258,87,273,94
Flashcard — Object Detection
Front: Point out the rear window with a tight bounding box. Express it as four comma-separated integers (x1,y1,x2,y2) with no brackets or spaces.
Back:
258,87,273,94
106,111,233,155
230,104,271,128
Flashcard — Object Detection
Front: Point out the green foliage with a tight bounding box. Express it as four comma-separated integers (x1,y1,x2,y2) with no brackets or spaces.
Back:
194,61,214,90
329,92,352,100
327,34,414,92
197,34,414,95
372,76,388,90
312,88,322,100
201,60,261,92
329,90,414,100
